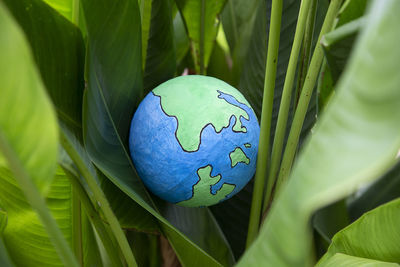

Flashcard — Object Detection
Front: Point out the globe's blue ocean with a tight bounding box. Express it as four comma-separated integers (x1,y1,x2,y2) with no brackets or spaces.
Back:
129,90,260,204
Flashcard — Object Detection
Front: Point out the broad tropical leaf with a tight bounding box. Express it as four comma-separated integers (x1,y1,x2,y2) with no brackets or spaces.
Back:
173,10,190,65
349,161,400,220
318,0,369,103
175,0,227,72
0,209,14,267
141,0,176,93
42,0,75,22
318,198,400,265
81,0,234,266
0,1,58,195
319,253,398,267
0,164,65,266
3,0,85,136
237,1,400,265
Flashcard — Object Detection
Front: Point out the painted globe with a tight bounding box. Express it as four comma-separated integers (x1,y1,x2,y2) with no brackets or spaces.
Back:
129,75,260,207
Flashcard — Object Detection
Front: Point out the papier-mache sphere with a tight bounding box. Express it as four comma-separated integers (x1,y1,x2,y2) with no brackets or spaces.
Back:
129,75,260,207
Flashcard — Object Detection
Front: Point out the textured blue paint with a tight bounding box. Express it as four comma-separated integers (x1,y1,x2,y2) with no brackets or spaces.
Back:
129,86,260,206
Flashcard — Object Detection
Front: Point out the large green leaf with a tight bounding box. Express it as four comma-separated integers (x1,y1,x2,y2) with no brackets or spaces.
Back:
3,0,85,136
0,164,101,266
142,0,176,93
237,1,400,266
220,0,259,85
0,206,14,267
318,198,400,265
0,164,68,266
317,0,369,108
81,0,143,144
220,0,259,57
175,0,227,72
322,17,365,83
349,161,400,220
173,10,190,66
41,0,75,22
319,253,398,267
81,0,234,266
99,173,159,233
0,1,58,196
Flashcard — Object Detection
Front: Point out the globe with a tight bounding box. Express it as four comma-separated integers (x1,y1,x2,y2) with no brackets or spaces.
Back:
129,75,260,207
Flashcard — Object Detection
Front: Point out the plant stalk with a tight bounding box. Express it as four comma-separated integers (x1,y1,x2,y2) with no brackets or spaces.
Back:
199,0,206,74
275,0,344,193
245,0,283,248
264,0,314,211
72,187,83,266
0,132,79,267
60,132,138,267
62,166,125,266
294,0,318,106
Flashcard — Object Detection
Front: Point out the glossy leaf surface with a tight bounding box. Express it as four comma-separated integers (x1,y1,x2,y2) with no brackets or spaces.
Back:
318,198,400,265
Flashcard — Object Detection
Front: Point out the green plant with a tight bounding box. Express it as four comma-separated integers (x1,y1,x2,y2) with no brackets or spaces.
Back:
0,0,399,266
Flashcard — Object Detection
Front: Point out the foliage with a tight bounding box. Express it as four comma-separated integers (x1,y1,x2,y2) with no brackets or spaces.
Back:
0,0,399,266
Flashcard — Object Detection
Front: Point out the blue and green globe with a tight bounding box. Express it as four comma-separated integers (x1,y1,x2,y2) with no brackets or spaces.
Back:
129,75,260,207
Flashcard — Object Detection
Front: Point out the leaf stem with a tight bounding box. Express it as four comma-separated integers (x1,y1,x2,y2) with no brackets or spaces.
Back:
245,0,283,248
72,187,83,266
264,0,314,211
275,0,344,193
0,132,78,267
61,166,125,266
200,0,206,74
60,132,138,267
294,0,318,107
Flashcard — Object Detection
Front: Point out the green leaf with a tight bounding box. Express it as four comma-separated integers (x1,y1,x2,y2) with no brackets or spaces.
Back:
318,198,400,265
0,165,67,266
3,0,85,136
349,161,400,220
313,200,349,243
0,1,58,196
41,0,78,23
319,253,398,267
81,0,144,144
220,0,259,55
0,204,12,267
0,208,6,234
318,0,369,96
322,17,365,82
0,164,102,266
237,1,400,265
128,232,162,267
207,41,233,84
220,0,259,85
175,0,227,73
100,173,159,233
0,239,14,267
173,10,190,65
142,0,176,93
336,0,369,27
210,183,252,259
